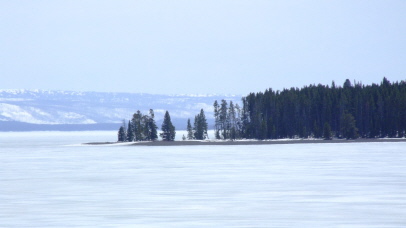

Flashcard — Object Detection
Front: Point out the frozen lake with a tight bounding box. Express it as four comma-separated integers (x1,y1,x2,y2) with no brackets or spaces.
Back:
1,131,405,227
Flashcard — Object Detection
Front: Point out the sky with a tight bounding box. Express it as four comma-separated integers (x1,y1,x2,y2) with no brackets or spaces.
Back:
0,0,405,95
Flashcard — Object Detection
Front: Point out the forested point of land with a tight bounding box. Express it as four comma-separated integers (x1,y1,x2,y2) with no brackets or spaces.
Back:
119,77,405,141
237,77,405,140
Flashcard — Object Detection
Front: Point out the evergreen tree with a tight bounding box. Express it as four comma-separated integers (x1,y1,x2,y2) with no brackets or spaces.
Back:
228,101,237,140
343,79,352,88
193,109,208,140
147,109,158,141
186,118,194,140
200,108,208,139
219,99,228,139
130,110,158,141
213,100,221,139
341,111,358,139
323,122,332,140
160,111,176,141
118,126,126,142
122,119,127,133
132,110,143,141
234,103,243,139
193,115,199,139
127,120,134,142
313,121,321,138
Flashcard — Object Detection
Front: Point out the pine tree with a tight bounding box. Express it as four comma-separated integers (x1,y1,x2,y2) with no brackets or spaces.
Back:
130,110,158,141
193,115,200,139
193,109,208,140
313,121,321,138
160,111,176,141
220,99,228,139
122,119,127,133
127,120,134,142
323,122,332,140
148,109,158,141
132,111,143,141
340,111,358,139
199,109,208,139
213,100,221,139
228,101,237,140
186,118,193,140
118,126,126,142
235,103,242,139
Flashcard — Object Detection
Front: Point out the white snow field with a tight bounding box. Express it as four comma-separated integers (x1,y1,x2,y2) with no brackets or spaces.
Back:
1,131,405,227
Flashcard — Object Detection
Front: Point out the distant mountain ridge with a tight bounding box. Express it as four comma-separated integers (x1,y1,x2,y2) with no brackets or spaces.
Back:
0,89,241,131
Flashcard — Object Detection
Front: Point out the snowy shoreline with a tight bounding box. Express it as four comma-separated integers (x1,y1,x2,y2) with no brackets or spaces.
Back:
84,138,406,146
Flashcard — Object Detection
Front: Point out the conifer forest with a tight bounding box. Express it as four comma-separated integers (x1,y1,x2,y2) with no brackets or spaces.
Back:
239,78,406,139
119,78,405,141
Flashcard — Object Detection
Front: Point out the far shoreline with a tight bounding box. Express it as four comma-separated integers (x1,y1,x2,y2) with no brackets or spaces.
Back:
84,138,406,146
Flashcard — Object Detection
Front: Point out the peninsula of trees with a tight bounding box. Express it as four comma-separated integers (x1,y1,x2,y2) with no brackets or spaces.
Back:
118,109,209,142
118,78,405,142
238,78,405,140
118,109,159,142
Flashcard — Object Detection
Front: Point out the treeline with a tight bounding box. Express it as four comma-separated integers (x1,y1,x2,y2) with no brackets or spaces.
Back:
238,78,406,139
118,109,209,142
118,77,405,141
118,109,176,142
185,109,209,140
118,109,160,142
212,100,243,140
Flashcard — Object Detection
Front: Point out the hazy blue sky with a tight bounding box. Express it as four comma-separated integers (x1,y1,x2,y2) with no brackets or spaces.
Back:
1,0,405,95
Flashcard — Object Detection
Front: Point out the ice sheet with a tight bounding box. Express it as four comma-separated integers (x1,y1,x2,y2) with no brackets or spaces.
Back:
1,131,405,227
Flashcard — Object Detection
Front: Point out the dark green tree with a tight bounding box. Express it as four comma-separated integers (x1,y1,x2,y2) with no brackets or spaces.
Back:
130,110,158,141
160,111,176,141
122,119,127,133
147,109,158,141
186,118,193,140
323,122,332,140
340,111,358,139
118,126,126,142
219,99,228,139
228,101,237,140
132,110,143,141
313,121,321,138
127,120,134,142
193,109,208,140
213,100,221,139
343,79,352,88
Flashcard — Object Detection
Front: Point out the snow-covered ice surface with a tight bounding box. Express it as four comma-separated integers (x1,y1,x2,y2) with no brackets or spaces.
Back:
1,131,406,227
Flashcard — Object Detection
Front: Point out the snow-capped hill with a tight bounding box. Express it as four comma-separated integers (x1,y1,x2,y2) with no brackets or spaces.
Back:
0,90,241,129
171,93,241,97
0,89,86,97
